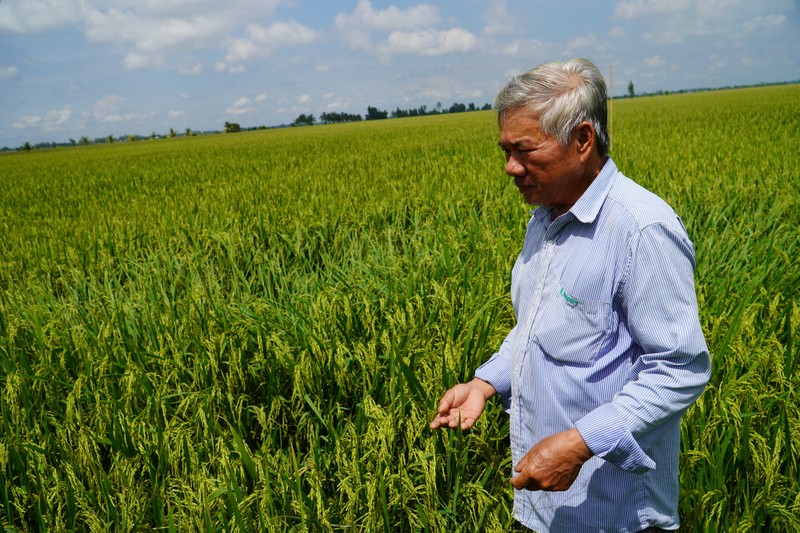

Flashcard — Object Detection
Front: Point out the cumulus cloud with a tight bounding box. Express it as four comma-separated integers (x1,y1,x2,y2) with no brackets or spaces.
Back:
335,0,479,57
382,28,478,56
743,14,786,32
12,115,42,129
224,20,317,63
0,65,20,80
643,54,665,67
335,0,440,33
2,1,307,71
482,1,516,37
225,96,254,115
567,33,609,53
179,63,204,75
43,106,73,131
615,0,781,45
0,0,85,34
11,106,72,131
92,94,145,123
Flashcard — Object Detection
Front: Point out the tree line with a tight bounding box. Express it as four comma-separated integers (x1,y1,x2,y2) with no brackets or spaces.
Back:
290,101,492,127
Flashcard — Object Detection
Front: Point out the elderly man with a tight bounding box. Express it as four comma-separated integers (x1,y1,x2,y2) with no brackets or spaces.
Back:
430,58,710,532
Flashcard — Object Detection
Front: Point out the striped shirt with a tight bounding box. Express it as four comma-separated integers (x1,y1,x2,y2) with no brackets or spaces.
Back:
475,158,710,532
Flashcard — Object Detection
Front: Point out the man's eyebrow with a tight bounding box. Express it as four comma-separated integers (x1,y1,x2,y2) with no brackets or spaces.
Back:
498,140,530,149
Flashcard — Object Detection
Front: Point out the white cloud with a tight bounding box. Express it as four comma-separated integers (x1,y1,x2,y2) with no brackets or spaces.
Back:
12,115,42,129
5,1,290,70
497,38,546,56
0,0,85,34
643,54,665,67
567,33,609,53
335,0,444,53
382,28,478,56
225,39,260,63
123,52,163,70
255,93,268,102
226,96,254,115
94,95,125,120
482,1,516,37
614,0,690,20
297,94,310,104
0,65,20,80
10,106,72,132
335,0,440,32
43,106,72,131
168,110,183,119
179,63,204,75
248,21,317,47
91,94,145,123
743,14,786,32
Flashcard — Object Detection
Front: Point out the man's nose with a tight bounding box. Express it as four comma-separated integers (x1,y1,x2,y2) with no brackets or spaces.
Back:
505,155,525,177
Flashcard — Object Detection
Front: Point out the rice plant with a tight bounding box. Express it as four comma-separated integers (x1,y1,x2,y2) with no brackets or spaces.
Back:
0,85,798,531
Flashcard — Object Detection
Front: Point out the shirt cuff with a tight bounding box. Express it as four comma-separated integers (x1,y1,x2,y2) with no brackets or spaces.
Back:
474,357,512,402
575,403,656,474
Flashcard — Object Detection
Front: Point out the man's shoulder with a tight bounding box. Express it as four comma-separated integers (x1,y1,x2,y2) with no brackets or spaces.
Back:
605,173,683,233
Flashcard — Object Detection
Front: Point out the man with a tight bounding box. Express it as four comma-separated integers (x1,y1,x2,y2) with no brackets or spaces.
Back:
429,58,710,532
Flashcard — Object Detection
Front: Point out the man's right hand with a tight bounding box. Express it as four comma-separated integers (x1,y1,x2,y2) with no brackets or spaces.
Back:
429,378,496,431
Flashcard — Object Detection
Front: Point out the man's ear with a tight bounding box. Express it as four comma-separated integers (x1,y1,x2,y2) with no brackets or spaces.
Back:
575,122,595,158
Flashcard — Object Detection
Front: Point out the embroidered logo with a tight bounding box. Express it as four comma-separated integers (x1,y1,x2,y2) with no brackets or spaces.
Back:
560,287,579,307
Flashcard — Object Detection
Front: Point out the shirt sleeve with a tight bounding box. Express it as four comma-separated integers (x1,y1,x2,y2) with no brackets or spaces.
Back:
575,221,711,474
474,322,518,407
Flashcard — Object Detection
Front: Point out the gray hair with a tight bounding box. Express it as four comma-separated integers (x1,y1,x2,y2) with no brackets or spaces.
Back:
494,58,610,155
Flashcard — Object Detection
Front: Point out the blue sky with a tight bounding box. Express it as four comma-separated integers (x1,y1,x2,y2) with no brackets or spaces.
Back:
1,0,797,148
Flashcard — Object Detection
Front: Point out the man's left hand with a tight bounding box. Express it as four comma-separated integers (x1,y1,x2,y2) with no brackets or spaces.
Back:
510,428,593,491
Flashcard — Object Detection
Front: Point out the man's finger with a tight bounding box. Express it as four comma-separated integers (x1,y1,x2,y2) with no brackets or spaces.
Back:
509,473,535,491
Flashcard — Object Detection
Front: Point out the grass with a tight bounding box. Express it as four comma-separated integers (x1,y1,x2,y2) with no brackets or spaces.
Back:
1,84,798,531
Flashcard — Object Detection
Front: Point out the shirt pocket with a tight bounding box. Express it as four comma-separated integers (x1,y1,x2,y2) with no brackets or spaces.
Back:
533,285,611,366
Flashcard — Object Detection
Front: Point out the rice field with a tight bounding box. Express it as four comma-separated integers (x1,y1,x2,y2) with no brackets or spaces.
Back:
0,84,798,532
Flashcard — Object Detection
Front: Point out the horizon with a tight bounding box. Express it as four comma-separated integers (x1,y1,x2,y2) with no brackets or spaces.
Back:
2,0,798,149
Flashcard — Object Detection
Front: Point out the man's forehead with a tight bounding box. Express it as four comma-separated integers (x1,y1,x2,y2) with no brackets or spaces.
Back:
499,109,545,142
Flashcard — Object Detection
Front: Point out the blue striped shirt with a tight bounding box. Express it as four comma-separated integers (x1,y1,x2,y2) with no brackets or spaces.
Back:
475,158,710,532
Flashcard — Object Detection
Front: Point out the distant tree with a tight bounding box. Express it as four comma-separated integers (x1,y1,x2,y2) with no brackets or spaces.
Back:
481,103,492,110
366,106,388,120
79,136,90,146
224,121,241,133
319,112,362,124
105,135,114,144
449,102,467,113
127,134,138,142
292,114,315,126
185,128,193,137
167,128,177,138
21,141,32,152
436,101,442,113
628,80,635,98
151,132,158,140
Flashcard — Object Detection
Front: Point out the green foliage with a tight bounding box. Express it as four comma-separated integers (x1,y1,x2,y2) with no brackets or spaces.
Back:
0,85,798,531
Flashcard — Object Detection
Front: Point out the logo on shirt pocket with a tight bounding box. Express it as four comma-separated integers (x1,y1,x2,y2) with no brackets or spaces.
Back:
534,285,611,366
559,287,579,307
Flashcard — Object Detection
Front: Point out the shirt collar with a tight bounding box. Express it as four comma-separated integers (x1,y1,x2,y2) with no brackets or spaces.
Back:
532,157,619,225
568,157,618,224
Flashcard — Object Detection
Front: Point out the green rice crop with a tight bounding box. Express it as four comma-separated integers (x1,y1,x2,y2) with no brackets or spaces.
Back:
1,84,798,531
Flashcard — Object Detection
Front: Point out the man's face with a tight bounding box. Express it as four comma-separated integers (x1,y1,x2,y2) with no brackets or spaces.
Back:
498,107,588,213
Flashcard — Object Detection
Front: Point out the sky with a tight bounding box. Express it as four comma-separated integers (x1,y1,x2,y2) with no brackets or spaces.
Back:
1,0,797,148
